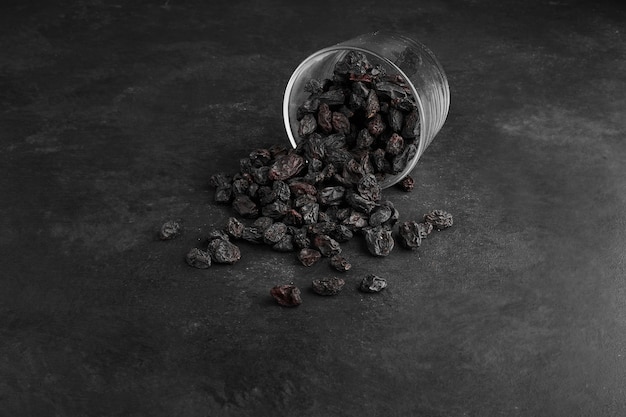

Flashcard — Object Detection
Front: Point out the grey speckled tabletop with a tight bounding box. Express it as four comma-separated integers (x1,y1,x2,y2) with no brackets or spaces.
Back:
1,1,625,416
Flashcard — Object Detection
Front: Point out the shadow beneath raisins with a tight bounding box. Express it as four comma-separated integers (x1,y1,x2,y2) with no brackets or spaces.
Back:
259,295,280,308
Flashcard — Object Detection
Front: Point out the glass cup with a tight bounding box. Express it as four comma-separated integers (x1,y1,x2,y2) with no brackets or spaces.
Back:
282,31,450,188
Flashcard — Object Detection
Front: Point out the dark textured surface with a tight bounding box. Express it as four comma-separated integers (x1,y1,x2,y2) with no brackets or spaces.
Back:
1,1,626,416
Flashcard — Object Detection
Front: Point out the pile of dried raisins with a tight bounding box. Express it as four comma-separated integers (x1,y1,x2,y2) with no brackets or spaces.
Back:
160,51,454,307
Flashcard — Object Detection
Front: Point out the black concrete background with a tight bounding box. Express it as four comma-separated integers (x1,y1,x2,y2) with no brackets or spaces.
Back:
1,1,625,416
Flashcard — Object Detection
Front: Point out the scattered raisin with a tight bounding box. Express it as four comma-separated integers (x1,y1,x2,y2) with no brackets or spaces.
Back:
298,248,322,267
398,175,415,192
330,255,351,272
312,234,341,257
312,276,346,296
224,217,244,239
364,226,395,257
270,284,302,307
397,220,423,250
185,248,211,269
359,274,387,293
159,221,181,240
423,209,454,230
207,238,241,264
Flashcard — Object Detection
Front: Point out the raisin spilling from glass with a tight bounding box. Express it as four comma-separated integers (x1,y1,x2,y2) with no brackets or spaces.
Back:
163,51,455,306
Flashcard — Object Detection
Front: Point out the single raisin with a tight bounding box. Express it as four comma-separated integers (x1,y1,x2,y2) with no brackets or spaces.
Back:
312,276,345,296
185,248,211,269
423,209,454,230
159,221,181,240
297,248,322,267
312,234,341,257
359,274,387,293
397,220,422,250
330,255,352,272
224,217,244,239
398,175,415,192
270,285,302,307
363,226,395,256
207,238,241,264
263,222,288,245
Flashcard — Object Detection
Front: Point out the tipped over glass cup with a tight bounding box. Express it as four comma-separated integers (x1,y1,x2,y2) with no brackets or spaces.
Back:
283,31,450,188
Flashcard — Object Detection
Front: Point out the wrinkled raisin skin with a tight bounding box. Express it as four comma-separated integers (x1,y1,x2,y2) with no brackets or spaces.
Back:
359,274,387,293
159,221,181,240
270,285,302,307
312,277,345,296
185,248,211,269
423,209,454,230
